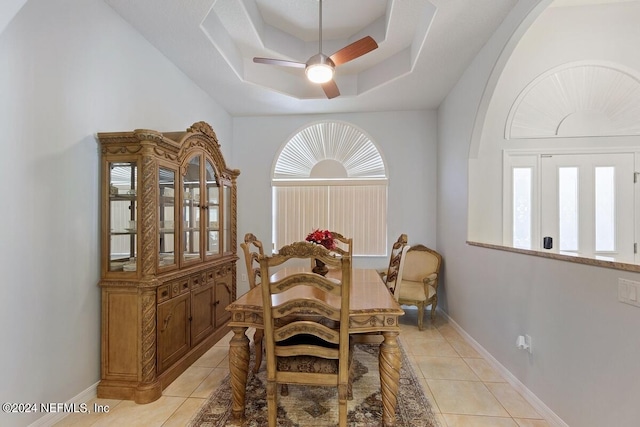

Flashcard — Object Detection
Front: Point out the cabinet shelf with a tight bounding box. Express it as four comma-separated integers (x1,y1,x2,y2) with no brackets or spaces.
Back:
109,195,137,201
111,230,137,235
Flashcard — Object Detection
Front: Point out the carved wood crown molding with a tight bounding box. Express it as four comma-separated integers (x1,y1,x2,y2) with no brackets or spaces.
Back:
133,129,167,145
188,121,218,141
98,122,240,182
101,145,143,155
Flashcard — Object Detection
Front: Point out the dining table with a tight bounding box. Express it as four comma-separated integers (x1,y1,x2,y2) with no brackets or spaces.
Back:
225,267,405,427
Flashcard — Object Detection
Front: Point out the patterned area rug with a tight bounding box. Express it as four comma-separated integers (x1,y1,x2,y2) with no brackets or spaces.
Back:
188,341,440,427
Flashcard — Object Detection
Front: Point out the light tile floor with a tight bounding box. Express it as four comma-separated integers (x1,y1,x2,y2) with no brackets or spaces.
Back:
54,309,551,427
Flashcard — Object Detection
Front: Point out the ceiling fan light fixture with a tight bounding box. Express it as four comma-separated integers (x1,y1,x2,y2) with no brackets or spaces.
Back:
305,53,335,84
306,63,334,84
251,0,377,98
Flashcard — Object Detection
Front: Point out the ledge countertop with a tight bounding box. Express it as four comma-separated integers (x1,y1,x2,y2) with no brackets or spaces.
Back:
467,241,640,274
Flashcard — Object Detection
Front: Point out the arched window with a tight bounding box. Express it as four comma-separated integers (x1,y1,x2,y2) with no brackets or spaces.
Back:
272,121,388,256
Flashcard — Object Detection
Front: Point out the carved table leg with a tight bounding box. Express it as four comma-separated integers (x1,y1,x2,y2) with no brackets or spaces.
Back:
380,331,401,427
229,327,250,419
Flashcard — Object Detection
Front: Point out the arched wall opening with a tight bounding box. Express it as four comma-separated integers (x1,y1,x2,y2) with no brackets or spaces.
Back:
467,0,640,267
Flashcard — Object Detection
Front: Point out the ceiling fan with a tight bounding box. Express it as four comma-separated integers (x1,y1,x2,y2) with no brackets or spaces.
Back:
253,0,378,99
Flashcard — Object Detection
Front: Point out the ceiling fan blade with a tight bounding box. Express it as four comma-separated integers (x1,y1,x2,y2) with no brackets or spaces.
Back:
329,36,378,66
321,80,340,99
253,57,306,69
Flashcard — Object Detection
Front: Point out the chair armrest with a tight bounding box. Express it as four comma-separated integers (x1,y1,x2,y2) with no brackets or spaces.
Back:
422,273,438,287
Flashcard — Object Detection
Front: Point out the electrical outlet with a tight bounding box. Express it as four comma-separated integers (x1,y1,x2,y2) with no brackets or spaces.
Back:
525,334,532,354
516,334,533,354
241,273,247,282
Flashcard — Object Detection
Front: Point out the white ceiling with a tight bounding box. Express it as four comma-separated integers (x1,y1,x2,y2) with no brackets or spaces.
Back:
102,0,634,117
103,0,525,116
2,1,633,117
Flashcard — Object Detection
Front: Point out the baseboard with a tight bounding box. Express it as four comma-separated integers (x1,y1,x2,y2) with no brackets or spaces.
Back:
438,309,569,427
28,381,99,427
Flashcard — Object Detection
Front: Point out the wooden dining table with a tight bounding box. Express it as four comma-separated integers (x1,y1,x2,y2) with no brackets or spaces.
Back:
225,267,405,427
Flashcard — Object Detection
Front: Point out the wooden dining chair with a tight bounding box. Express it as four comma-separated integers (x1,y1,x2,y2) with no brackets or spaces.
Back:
308,231,353,271
239,232,265,372
378,233,410,295
331,231,353,258
259,241,353,427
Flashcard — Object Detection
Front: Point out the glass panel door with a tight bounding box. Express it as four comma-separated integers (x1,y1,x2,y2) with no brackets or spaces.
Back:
512,167,532,249
159,167,176,268
108,161,138,272
183,155,201,263
223,184,231,253
205,159,220,256
540,153,634,261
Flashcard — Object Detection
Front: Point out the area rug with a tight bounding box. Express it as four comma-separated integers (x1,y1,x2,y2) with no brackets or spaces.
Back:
188,342,440,427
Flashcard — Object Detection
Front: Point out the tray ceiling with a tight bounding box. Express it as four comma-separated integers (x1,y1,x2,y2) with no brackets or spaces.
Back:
103,0,520,115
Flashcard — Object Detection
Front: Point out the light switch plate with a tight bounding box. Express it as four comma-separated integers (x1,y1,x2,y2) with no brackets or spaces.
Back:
619,279,640,308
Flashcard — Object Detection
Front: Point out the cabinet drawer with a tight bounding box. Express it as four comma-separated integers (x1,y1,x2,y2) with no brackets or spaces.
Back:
204,268,216,284
190,272,206,289
157,284,171,303
209,264,233,281
170,278,190,297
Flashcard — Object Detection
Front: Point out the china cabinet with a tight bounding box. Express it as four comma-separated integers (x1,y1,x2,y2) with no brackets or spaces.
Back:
96,121,239,403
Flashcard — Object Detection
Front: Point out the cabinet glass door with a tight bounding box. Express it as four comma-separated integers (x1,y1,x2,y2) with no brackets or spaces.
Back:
205,159,220,256
223,184,231,253
108,161,138,272
159,167,176,269
182,156,201,263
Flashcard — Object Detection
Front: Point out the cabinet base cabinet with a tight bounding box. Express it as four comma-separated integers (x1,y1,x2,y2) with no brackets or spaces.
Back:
97,325,230,404
98,262,235,403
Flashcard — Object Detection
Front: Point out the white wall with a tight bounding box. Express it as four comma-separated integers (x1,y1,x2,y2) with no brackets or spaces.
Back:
438,1,640,426
0,0,27,36
0,1,231,425
232,111,437,296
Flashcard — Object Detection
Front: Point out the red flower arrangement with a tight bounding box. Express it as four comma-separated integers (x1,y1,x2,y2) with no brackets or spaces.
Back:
305,229,336,250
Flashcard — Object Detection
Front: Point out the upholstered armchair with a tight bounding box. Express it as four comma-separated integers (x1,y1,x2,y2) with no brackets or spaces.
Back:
378,234,409,295
393,244,442,330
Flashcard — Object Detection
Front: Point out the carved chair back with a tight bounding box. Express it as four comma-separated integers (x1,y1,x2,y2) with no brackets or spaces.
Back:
382,233,409,294
259,241,352,427
240,233,264,289
330,231,353,258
